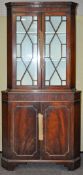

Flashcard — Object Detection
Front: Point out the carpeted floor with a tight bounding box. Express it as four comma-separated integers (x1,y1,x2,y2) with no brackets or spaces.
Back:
0,154,83,175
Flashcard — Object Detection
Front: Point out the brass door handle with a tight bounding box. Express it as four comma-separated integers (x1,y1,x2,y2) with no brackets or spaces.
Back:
39,31,44,69
38,113,43,141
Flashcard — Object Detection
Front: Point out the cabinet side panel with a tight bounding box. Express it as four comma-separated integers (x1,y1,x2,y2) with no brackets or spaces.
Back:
7,8,13,88
74,100,81,157
70,8,76,88
2,100,8,158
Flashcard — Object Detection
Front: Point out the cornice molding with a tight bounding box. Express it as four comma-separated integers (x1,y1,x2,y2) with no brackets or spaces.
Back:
0,0,83,16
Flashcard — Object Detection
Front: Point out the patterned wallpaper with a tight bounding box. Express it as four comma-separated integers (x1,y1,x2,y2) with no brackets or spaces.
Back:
0,0,83,16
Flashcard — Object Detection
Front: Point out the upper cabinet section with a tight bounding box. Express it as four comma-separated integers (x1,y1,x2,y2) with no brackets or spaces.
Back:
5,2,77,90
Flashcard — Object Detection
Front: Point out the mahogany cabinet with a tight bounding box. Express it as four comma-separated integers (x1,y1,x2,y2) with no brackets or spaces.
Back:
1,2,81,170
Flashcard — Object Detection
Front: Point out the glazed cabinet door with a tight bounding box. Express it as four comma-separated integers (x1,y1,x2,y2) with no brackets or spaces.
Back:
43,14,67,87
10,102,40,159
12,13,42,89
42,103,71,160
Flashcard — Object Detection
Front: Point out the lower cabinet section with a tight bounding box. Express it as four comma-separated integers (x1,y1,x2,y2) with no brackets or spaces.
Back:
1,91,81,170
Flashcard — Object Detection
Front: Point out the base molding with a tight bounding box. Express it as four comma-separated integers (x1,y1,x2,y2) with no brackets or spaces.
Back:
1,156,80,171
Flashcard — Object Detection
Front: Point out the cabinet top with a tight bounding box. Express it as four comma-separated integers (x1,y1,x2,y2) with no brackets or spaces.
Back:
5,1,78,8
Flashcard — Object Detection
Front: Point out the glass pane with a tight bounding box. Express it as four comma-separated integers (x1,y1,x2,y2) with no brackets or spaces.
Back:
21,16,32,30
28,59,37,80
51,16,61,31
45,45,49,57
33,16,37,20
45,81,49,85
22,35,32,59
62,45,66,57
62,81,66,85
22,58,30,67
28,21,37,33
29,34,37,44
17,59,25,80
16,21,26,44
44,16,67,86
50,72,61,85
51,35,61,60
16,16,38,86
45,16,49,20
62,16,66,21
53,59,60,67
57,21,66,34
16,21,25,34
34,81,37,85
22,72,32,85
16,33,25,44
45,34,53,44
17,45,20,57
33,45,37,57
45,58,55,80
46,21,55,33
16,16,20,20
57,58,66,80
58,34,66,44
17,81,20,85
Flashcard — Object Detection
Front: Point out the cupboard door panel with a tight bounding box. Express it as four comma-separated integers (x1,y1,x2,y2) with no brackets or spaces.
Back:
43,104,70,159
13,103,39,159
